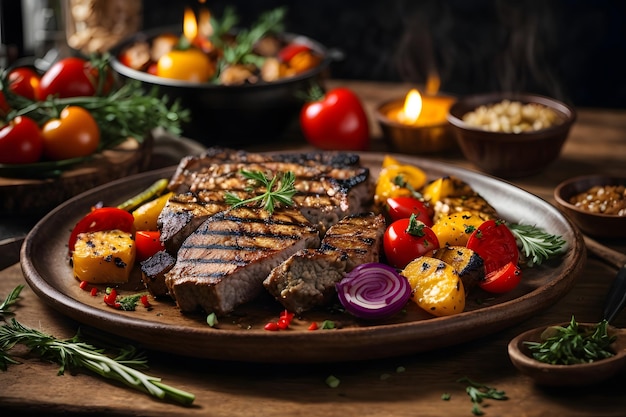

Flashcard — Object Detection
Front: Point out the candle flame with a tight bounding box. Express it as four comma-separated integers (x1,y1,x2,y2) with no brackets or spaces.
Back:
183,7,198,41
198,8,213,38
403,89,423,123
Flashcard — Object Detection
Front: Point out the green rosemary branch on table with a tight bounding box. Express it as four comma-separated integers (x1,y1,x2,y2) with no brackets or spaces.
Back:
0,286,195,406
0,285,23,319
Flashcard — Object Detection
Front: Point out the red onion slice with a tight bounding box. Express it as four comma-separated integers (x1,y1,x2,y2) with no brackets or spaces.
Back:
336,262,412,320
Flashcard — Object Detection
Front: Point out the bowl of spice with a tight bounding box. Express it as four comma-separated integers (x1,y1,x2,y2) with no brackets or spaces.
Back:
554,175,626,238
447,92,576,178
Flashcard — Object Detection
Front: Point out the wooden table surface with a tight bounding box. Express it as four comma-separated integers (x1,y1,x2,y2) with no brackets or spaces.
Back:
2,80,626,417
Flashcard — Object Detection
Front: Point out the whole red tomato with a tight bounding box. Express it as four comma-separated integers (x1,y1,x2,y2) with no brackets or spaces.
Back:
0,91,9,118
385,196,434,226
0,116,44,164
8,67,40,100
383,214,440,269
41,106,100,160
300,87,370,151
38,57,112,99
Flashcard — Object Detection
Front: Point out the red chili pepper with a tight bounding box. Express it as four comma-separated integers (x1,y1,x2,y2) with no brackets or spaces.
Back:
90,287,98,297
277,318,290,330
308,322,319,331
79,280,89,290
140,294,151,308
264,322,280,331
103,288,120,309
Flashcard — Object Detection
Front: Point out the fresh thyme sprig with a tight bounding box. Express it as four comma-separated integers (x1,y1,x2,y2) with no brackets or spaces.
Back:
225,169,297,214
0,318,195,405
0,285,23,320
457,377,507,416
507,223,566,266
524,316,616,365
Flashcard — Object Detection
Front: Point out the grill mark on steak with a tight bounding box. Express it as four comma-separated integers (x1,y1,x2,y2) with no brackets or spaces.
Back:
164,206,320,315
158,148,373,252
263,212,386,314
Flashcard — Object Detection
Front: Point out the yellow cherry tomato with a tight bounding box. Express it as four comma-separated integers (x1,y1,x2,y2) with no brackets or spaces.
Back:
156,49,214,82
375,161,428,204
41,106,100,160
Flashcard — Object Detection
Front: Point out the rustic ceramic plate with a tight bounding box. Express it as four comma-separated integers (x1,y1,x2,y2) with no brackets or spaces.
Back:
20,152,586,363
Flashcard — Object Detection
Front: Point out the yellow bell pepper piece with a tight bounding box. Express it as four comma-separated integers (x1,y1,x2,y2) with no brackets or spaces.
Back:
132,192,173,231
73,230,136,284
375,157,427,204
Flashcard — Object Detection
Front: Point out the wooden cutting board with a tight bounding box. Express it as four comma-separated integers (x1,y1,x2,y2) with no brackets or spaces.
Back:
0,136,153,216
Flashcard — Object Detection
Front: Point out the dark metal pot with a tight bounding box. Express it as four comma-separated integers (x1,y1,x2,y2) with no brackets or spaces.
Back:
109,27,337,146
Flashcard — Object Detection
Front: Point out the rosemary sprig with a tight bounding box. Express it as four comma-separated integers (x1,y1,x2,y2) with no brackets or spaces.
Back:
5,79,190,151
524,316,616,365
0,285,23,320
218,6,286,73
507,223,566,266
225,169,297,214
457,377,507,416
0,318,195,405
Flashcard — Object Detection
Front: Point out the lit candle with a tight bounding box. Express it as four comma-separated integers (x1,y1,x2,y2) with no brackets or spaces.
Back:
183,7,198,43
389,89,454,127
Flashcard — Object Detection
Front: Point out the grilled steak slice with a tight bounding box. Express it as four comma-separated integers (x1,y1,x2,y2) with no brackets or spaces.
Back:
263,212,386,313
140,250,176,297
164,206,320,315
158,148,373,252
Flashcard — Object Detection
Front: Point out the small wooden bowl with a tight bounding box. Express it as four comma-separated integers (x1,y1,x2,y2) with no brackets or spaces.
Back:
554,175,626,238
508,323,626,386
447,92,576,178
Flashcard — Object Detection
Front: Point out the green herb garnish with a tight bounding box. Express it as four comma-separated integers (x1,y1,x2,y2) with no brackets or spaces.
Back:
524,316,616,365
508,223,566,266
0,285,23,320
217,7,286,73
457,377,507,416
0,318,195,405
225,169,297,214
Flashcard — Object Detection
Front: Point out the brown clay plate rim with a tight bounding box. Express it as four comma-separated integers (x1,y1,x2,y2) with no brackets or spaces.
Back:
20,152,586,363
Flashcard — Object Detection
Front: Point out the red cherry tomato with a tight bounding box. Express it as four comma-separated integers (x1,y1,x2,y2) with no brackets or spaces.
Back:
41,106,100,160
0,116,44,164
466,220,519,274
383,214,440,269
300,87,370,151
135,230,165,262
385,196,433,226
68,207,135,254
38,57,112,99
278,43,311,62
8,67,40,100
0,91,10,118
479,261,522,293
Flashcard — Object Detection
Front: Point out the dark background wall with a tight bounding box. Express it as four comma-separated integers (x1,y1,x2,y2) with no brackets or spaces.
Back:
142,0,626,109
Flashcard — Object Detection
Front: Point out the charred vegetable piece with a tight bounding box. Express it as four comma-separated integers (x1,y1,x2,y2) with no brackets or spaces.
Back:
421,176,475,204
72,230,136,284
402,256,465,317
432,246,485,290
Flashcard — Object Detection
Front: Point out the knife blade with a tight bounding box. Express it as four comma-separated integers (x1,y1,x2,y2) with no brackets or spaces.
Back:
603,266,626,323
583,236,626,323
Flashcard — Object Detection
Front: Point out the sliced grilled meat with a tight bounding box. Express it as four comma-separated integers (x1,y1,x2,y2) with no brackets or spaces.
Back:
158,148,373,252
164,206,320,315
140,250,176,297
263,212,386,313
